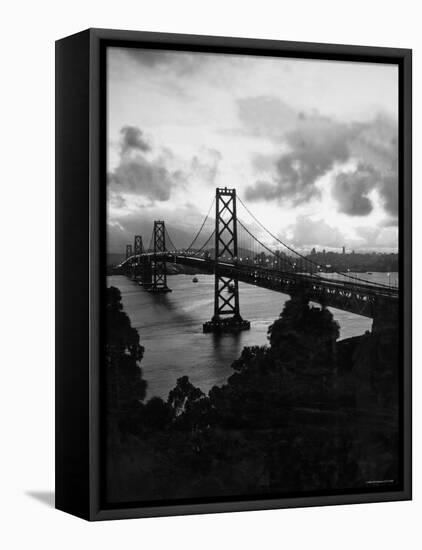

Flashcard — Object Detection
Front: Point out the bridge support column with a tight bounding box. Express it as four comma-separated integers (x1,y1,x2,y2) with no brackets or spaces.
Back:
140,257,152,287
122,244,134,277
203,187,250,333
149,221,171,293
132,235,144,281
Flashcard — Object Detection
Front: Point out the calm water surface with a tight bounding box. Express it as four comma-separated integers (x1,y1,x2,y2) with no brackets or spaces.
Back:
107,272,398,399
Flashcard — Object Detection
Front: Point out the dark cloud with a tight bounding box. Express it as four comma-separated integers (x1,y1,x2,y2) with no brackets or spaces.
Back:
109,126,225,205
120,126,150,154
126,49,171,68
332,164,376,216
243,180,281,201
125,48,205,76
349,113,398,217
379,172,398,216
108,157,182,202
108,126,186,203
191,148,222,185
242,100,398,218
246,114,351,205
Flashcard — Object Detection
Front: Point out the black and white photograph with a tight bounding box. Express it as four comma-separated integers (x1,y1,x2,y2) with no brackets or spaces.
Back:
105,45,402,506
2,0,418,545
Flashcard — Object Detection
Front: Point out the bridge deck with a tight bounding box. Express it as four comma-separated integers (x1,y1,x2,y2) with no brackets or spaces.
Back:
120,252,398,319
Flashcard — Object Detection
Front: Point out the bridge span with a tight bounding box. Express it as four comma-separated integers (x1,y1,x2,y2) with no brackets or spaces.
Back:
118,251,398,321
113,187,398,333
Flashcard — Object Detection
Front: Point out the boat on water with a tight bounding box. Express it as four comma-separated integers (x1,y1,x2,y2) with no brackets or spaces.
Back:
192,277,199,283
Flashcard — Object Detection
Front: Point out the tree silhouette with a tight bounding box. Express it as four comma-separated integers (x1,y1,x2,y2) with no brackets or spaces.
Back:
168,376,204,416
105,286,146,415
142,397,173,430
105,288,399,503
269,294,339,377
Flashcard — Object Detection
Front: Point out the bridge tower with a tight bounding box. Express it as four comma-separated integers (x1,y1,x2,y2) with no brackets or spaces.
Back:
149,221,171,293
203,187,250,333
126,244,133,260
133,235,144,256
131,235,144,281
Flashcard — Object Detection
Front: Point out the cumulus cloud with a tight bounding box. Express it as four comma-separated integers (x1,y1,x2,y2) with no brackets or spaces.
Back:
339,113,398,218
108,159,184,202
191,147,222,185
242,99,398,220
120,126,151,154
282,215,398,251
108,125,186,203
109,192,127,209
354,225,398,250
126,48,171,68
246,113,351,205
124,48,209,76
378,172,398,217
282,215,346,249
332,164,376,216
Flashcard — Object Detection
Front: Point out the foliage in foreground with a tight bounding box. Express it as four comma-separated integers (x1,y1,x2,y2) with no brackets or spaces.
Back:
105,287,399,503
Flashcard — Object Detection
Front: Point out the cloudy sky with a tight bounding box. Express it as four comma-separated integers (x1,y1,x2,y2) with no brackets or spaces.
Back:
107,47,399,254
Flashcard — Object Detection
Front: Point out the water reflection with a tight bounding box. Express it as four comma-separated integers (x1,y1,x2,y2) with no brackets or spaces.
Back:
107,274,384,399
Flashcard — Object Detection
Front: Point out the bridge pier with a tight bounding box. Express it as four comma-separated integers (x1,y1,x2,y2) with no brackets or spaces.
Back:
139,257,152,288
203,187,249,333
129,259,141,281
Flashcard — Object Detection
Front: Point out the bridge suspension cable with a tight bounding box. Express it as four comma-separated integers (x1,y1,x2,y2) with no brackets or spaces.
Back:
238,196,324,273
147,230,154,253
164,227,178,251
237,219,296,271
185,198,215,251
195,229,215,255
237,195,392,289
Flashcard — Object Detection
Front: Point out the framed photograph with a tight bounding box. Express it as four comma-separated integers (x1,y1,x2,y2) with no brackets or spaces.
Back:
55,28,412,521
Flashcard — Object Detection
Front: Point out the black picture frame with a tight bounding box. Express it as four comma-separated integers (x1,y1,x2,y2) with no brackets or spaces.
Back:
55,28,412,521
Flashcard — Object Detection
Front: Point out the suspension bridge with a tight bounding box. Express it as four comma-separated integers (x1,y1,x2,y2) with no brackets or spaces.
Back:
115,187,399,333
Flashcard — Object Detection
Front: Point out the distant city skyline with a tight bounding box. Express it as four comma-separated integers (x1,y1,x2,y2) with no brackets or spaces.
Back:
107,47,399,253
